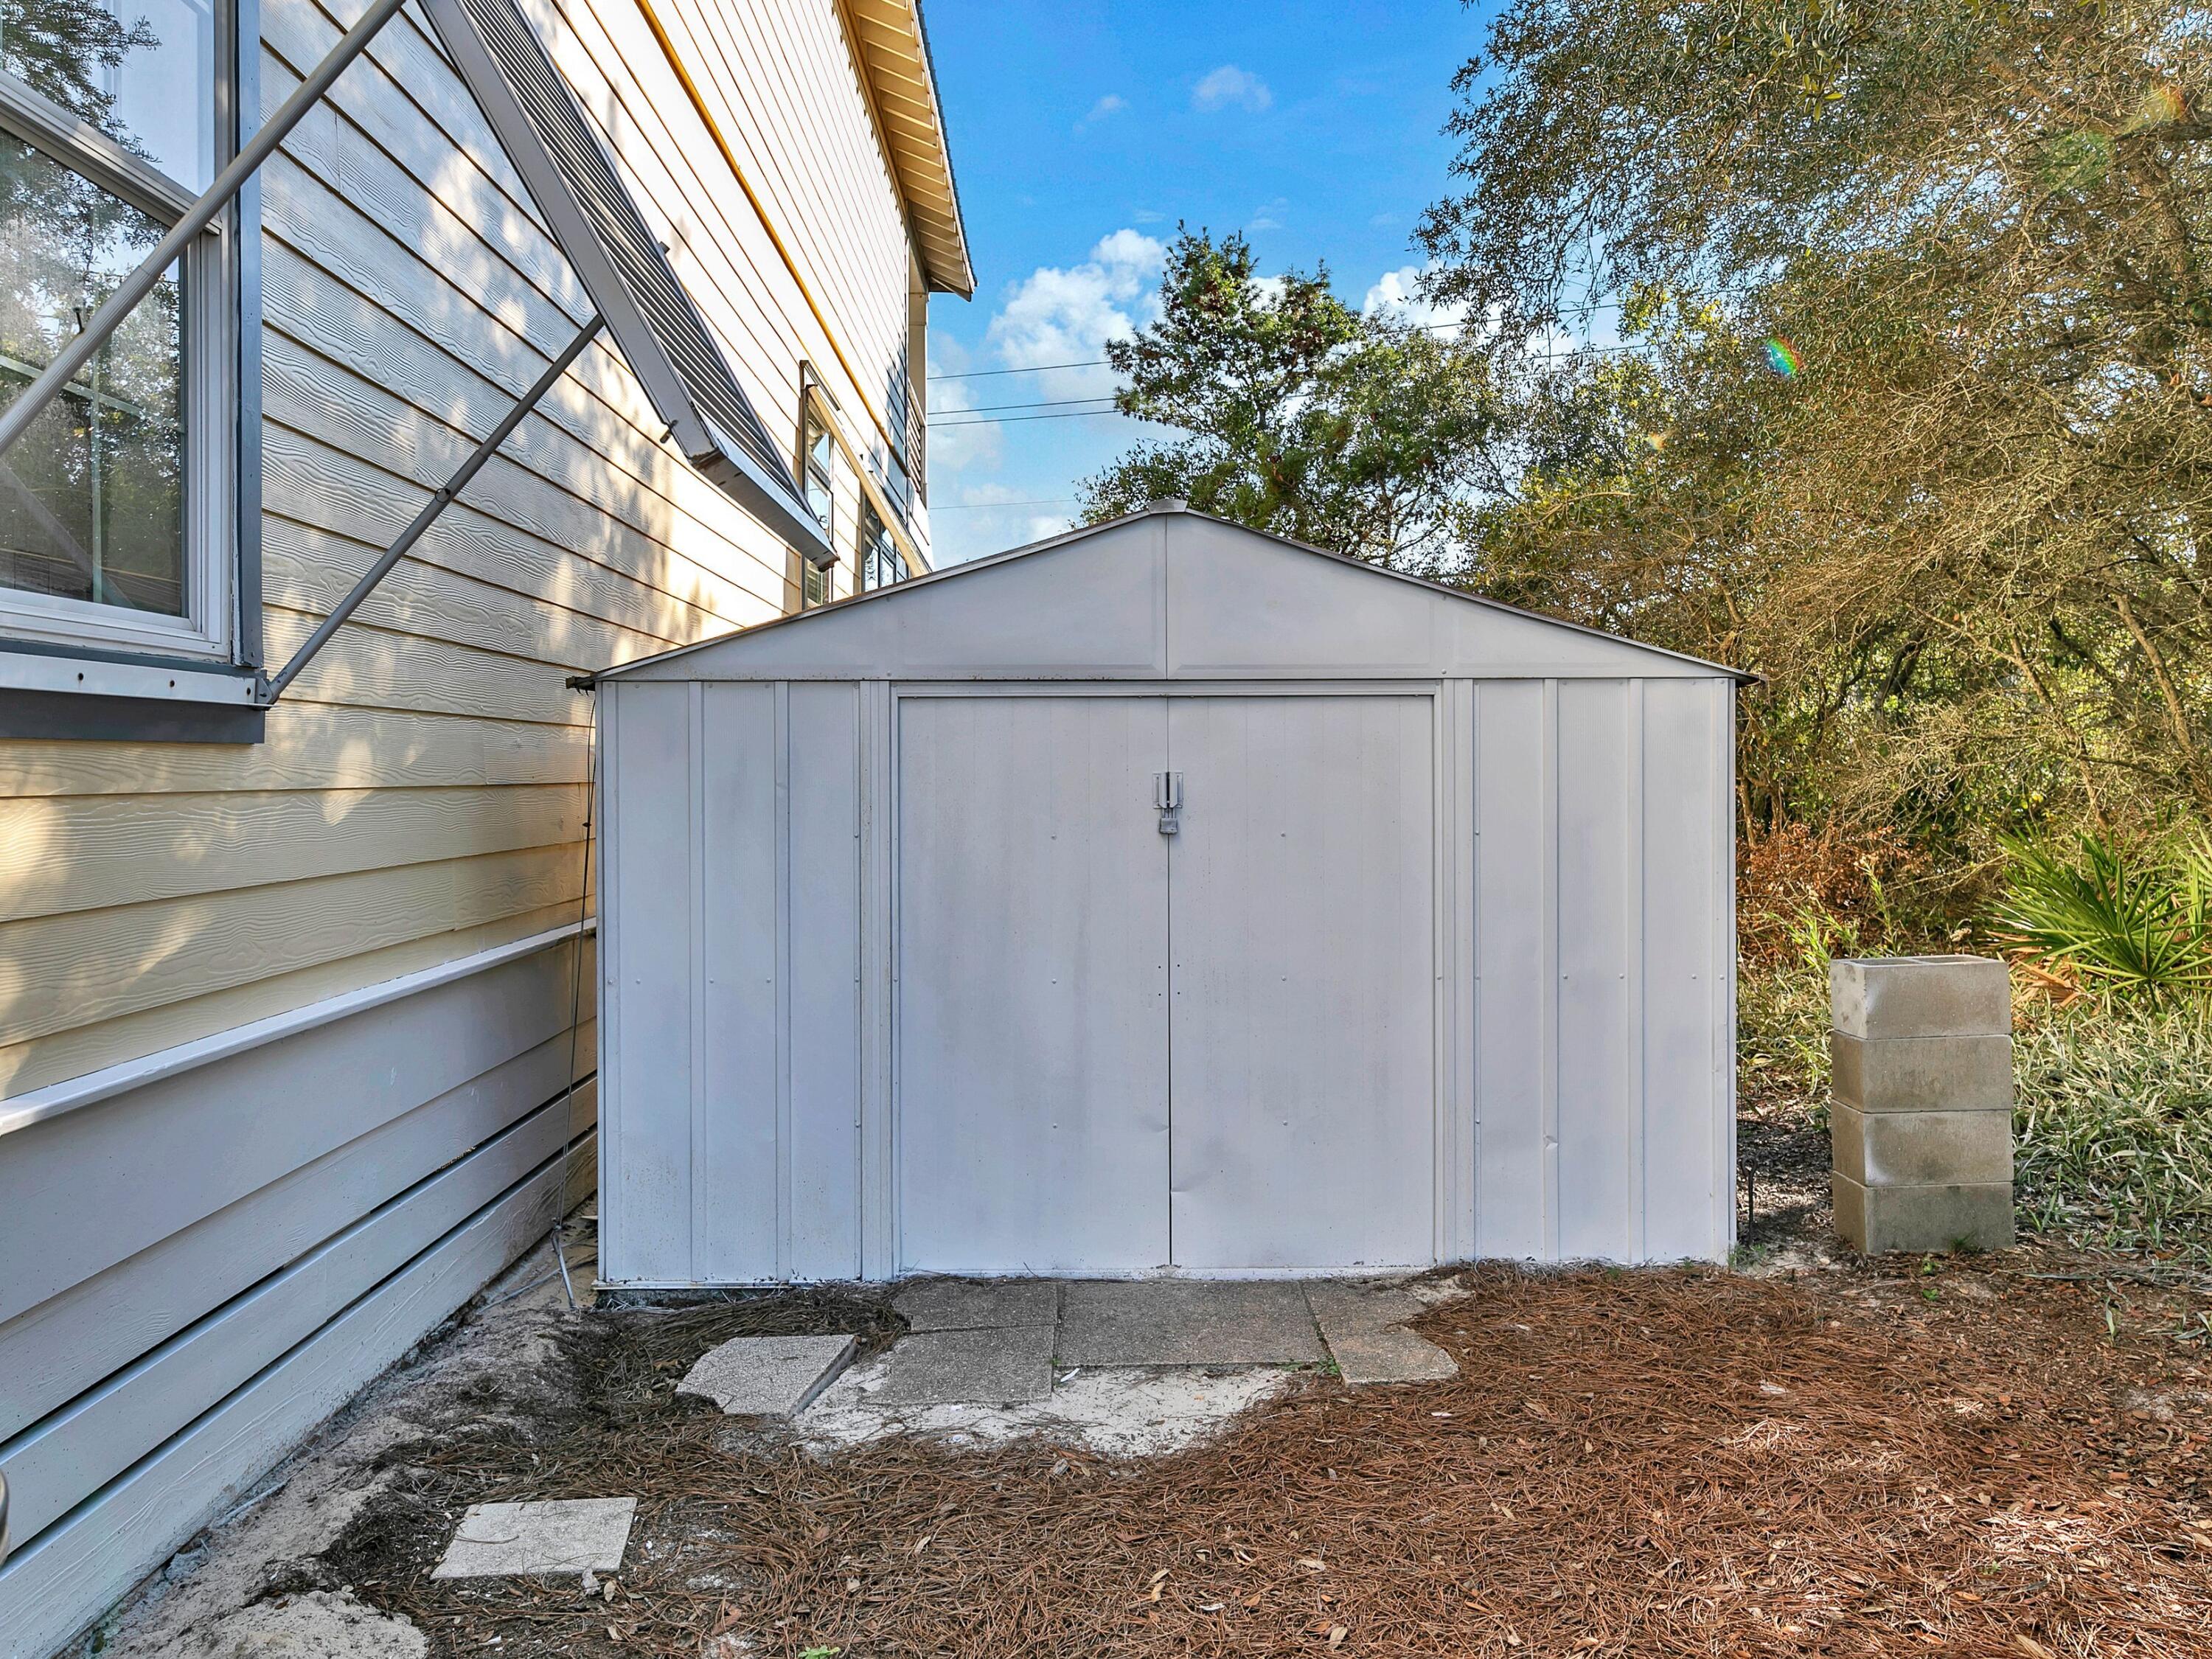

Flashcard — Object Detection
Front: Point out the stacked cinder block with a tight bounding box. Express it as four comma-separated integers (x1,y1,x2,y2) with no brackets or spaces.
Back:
1829,956,2015,1253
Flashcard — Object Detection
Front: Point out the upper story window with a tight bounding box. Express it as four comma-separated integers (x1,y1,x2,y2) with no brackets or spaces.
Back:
801,409,835,539
0,0,237,662
858,498,901,592
799,407,837,608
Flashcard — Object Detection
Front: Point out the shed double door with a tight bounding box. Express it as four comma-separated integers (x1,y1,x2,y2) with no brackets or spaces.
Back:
897,692,1436,1274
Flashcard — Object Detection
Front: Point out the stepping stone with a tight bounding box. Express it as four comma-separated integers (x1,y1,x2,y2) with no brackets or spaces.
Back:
894,1278,1061,1332
1057,1280,1326,1366
873,1326,1054,1405
1305,1281,1458,1386
432,1498,636,1579
678,1333,855,1416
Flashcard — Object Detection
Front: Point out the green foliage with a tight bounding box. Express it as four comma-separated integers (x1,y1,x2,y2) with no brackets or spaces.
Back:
1408,0,2212,859
1086,5,2212,884
1079,230,1503,573
2014,1002,2212,1260
1992,835,2212,1003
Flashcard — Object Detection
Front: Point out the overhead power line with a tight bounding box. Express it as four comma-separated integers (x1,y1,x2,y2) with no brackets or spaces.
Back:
925,313,1655,388
931,408,1150,428
931,498,1080,510
928,356,1114,381
931,394,1119,416
928,338,1663,426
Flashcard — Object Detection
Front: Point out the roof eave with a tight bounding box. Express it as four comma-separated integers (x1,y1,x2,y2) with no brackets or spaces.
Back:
841,0,973,296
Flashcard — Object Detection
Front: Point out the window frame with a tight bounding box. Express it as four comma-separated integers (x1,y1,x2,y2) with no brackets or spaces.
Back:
0,0,252,678
857,496,900,592
798,403,840,609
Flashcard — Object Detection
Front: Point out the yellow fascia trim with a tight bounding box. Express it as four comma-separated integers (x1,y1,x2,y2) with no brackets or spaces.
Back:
630,0,905,467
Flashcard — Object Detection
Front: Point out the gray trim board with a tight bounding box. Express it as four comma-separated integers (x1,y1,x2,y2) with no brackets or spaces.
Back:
0,924,599,1656
0,689,266,743
0,1149,574,1659
0,1093,582,1544
232,0,265,673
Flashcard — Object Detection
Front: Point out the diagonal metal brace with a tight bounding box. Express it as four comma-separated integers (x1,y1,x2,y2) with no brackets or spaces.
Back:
0,0,411,464
264,313,604,701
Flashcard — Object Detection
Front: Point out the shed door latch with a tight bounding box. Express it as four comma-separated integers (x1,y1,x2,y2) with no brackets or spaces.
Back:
1155,771,1182,835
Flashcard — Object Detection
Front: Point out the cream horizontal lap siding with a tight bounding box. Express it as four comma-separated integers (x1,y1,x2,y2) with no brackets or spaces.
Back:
0,0,925,1096
0,0,942,1646
532,0,929,563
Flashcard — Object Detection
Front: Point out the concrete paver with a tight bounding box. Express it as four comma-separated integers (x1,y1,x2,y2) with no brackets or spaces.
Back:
431,1498,636,1579
1305,1281,1459,1386
873,1326,1056,1405
677,1333,855,1417
894,1278,1062,1332
1057,1279,1325,1366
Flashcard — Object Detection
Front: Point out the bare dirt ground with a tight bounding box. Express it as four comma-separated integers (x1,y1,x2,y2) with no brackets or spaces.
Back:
88,1186,2212,1659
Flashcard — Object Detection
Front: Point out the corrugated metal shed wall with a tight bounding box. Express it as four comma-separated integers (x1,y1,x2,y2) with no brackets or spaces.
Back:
597,512,1737,1281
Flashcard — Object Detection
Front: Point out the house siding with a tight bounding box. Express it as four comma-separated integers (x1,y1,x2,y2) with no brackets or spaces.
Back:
0,0,936,1646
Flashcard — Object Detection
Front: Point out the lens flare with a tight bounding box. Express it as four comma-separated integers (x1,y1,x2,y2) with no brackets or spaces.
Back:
1761,336,1802,378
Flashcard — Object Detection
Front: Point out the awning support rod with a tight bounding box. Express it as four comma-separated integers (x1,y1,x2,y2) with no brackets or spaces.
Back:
265,313,604,701
0,0,411,464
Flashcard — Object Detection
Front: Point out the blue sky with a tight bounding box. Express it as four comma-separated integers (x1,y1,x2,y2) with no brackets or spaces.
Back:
918,0,1492,563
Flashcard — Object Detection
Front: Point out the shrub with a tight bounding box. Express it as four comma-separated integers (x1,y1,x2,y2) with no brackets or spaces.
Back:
1737,822,1927,969
1989,832,2212,1004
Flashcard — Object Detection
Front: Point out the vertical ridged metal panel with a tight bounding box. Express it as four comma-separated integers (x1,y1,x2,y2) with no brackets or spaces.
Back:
1165,694,1436,1270
894,695,1172,1275
596,513,1739,1284
1467,676,1735,1264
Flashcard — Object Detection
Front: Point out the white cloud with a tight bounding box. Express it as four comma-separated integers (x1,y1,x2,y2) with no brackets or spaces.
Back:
1079,93,1127,128
1362,264,1472,341
985,228,1166,399
1247,198,1287,234
1192,64,1271,114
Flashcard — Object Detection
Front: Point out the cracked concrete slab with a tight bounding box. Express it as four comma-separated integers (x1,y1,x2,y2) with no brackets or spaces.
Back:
431,1498,636,1580
870,1326,1055,1406
677,1333,855,1417
1305,1281,1458,1385
796,1362,1294,1455
1057,1279,1325,1366
893,1278,1062,1332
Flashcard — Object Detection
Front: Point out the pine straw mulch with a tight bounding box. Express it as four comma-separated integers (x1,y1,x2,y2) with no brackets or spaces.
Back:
328,1260,2212,1659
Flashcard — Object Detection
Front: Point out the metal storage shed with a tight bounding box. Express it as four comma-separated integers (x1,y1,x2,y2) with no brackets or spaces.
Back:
590,502,1746,1285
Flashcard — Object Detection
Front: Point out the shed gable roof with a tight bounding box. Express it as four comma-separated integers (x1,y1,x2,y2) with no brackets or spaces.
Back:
596,506,1750,683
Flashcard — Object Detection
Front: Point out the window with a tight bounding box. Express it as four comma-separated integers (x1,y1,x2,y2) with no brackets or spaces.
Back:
799,406,837,608
0,0,238,664
801,408,835,542
858,497,902,592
